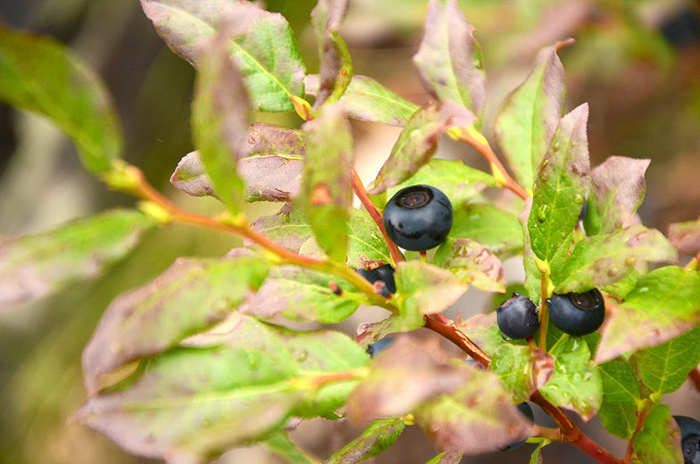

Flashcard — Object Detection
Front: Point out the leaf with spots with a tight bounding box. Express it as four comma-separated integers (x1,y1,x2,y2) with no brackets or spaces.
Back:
140,0,305,112
493,41,568,189
528,104,590,263
75,315,369,463
598,358,640,439
310,0,351,108
413,0,486,121
324,418,405,464
595,266,700,364
490,343,554,403
433,238,506,293
0,210,156,312
632,327,700,395
81,254,269,394
584,156,650,235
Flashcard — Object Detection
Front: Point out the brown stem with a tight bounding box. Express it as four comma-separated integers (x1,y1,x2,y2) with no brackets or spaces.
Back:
424,313,624,464
456,133,529,200
351,168,404,265
688,367,700,393
623,404,652,463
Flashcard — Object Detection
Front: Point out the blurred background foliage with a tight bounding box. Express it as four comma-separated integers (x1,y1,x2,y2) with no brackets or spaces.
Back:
1,0,699,463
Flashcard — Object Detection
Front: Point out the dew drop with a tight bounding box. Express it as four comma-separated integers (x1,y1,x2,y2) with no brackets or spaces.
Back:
537,204,550,222
638,287,650,293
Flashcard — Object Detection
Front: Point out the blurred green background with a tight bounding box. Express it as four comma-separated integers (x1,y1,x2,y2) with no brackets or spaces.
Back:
1,0,700,463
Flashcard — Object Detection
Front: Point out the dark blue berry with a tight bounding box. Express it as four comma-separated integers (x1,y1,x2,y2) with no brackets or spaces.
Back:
366,337,394,357
496,292,539,339
675,416,700,464
501,402,534,451
356,264,396,297
382,185,453,251
548,289,605,336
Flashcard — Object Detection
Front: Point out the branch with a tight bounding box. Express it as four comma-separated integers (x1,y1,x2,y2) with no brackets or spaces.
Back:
456,131,529,200
351,168,404,265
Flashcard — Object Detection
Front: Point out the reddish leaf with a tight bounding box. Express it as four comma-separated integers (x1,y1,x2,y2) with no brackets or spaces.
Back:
667,220,700,256
310,0,351,108
433,238,506,293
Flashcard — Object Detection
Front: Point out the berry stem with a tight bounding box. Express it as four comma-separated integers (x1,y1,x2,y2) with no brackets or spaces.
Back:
424,313,624,464
456,131,529,200
124,164,395,309
350,168,404,265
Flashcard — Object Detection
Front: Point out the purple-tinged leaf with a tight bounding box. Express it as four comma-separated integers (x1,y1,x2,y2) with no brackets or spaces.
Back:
667,220,700,256
0,210,155,311
413,0,486,120
490,344,554,403
632,405,683,464
528,104,590,262
0,24,121,173
82,255,269,394
493,41,569,189
584,157,651,235
370,101,477,195
414,372,533,455
246,122,306,156
310,0,351,108
140,0,305,112
239,265,360,324
75,315,369,463
539,330,602,421
301,104,354,263
324,418,405,464
347,336,473,423
394,261,468,329
170,151,303,201
249,203,315,254
598,358,639,439
386,159,496,209
191,23,248,215
433,238,506,293
552,225,678,293
595,266,700,364
305,74,418,126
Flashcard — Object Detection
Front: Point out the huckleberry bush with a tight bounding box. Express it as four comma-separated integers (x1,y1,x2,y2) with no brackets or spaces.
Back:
1,0,700,463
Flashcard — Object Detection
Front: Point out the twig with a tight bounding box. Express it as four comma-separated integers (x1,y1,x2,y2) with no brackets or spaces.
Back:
350,168,404,265
623,403,652,463
456,132,529,200
689,367,700,393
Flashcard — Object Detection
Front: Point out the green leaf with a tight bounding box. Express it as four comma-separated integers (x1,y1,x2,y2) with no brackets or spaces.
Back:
369,101,477,194
250,204,315,254
458,313,507,357
191,28,248,215
450,203,523,256
75,315,370,462
632,327,700,395
395,261,468,329
520,199,542,303
668,220,700,256
539,331,602,420
140,0,305,112
528,104,590,262
263,434,319,464
493,42,567,189
584,156,650,235
239,265,360,324
552,225,678,293
324,418,405,464
305,74,419,127
413,0,486,120
0,24,122,173
355,315,410,346
490,344,554,402
424,452,462,464
346,208,392,267
595,266,700,364
433,238,506,293
598,358,640,439
82,254,269,394
385,159,496,209
0,209,155,311
632,405,683,464
310,0,351,108
301,104,354,263
414,372,533,454
530,440,550,464
172,150,303,202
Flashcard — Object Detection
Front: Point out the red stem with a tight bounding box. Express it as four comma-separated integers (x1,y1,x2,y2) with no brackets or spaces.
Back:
689,368,700,393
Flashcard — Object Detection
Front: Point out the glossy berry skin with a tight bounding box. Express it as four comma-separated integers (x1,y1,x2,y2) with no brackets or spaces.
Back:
356,264,396,297
501,402,534,451
674,416,700,464
547,289,605,336
366,337,394,358
496,293,540,339
382,185,453,251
